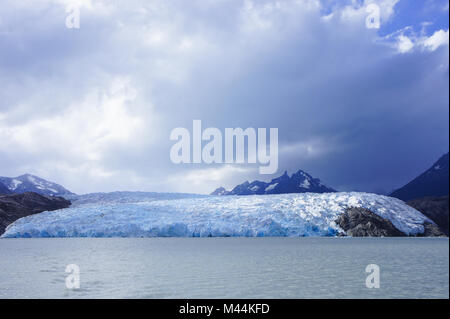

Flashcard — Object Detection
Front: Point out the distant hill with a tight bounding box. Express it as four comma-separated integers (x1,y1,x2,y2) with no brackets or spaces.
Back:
211,169,336,195
390,152,449,201
0,174,75,197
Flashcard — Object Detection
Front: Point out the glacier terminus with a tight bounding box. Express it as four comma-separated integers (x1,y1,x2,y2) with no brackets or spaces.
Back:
2,192,433,238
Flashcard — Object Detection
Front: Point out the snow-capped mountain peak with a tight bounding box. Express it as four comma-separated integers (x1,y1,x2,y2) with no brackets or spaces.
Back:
0,174,75,197
210,169,336,195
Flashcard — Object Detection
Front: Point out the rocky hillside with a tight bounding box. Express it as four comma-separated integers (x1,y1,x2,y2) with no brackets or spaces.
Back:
336,207,445,237
407,196,449,236
336,207,405,237
0,192,71,235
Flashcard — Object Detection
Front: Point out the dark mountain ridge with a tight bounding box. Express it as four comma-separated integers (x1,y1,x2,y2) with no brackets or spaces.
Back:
211,169,336,195
390,152,449,201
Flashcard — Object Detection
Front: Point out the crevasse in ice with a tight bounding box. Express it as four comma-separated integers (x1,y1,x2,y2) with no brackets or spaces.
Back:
1,192,431,238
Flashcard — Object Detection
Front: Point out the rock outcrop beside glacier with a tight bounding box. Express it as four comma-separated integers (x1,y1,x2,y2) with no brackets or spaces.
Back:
336,207,405,237
407,196,449,236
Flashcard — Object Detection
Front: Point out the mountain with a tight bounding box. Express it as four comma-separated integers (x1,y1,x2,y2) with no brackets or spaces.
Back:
211,169,336,195
210,187,229,196
0,174,75,197
0,182,13,195
0,192,71,235
390,152,449,201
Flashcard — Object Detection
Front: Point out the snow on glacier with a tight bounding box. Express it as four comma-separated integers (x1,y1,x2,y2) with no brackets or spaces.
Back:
1,192,432,238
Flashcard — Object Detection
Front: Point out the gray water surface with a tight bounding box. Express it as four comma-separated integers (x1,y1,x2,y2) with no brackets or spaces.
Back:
0,238,448,299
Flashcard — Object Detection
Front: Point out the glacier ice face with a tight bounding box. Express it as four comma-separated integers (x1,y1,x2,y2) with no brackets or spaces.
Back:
1,192,431,238
65,191,205,206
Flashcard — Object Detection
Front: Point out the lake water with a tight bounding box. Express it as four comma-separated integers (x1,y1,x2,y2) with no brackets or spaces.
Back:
0,238,448,299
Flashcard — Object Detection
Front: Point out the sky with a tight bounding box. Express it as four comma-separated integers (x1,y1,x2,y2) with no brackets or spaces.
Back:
0,0,449,195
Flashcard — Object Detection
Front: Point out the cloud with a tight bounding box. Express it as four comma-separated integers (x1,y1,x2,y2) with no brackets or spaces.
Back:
423,28,450,51
395,28,449,58
396,34,415,53
0,0,448,194
167,165,255,193
1,77,142,157
0,75,161,192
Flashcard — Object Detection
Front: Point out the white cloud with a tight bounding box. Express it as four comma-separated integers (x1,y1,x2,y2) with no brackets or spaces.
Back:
167,165,255,193
0,76,160,192
397,34,415,53
422,29,450,51
384,27,449,55
1,77,145,157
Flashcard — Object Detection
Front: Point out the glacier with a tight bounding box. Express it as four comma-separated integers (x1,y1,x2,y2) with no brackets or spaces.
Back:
1,192,432,238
